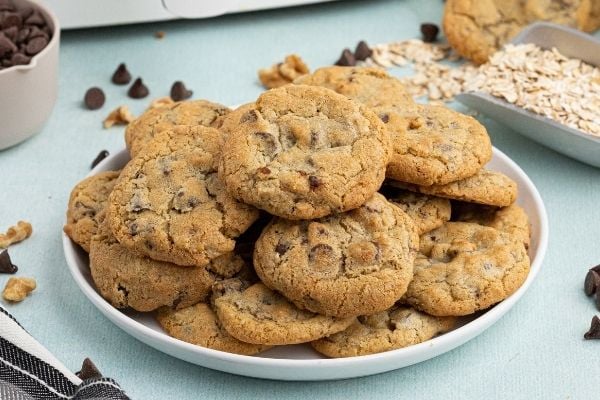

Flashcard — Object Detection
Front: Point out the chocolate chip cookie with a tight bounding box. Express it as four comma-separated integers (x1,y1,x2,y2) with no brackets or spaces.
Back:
389,169,517,207
125,99,230,157
90,215,245,312
218,85,391,220
380,184,451,235
108,126,259,267
213,281,354,345
311,305,456,357
64,171,120,252
404,222,530,316
157,303,271,355
254,193,419,318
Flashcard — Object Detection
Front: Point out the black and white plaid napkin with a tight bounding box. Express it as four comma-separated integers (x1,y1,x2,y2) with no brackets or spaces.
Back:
0,305,129,399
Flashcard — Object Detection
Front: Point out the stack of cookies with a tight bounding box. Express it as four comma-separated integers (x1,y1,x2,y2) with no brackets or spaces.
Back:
64,66,531,358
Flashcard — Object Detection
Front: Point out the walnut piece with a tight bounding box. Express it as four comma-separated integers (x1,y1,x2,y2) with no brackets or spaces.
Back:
103,105,135,129
148,96,175,110
3,277,36,302
258,54,309,89
0,221,32,249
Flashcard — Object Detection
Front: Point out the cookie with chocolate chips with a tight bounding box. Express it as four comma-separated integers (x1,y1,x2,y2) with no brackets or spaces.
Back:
254,193,418,318
213,281,354,345
404,221,530,316
63,170,120,252
107,125,259,267
125,99,230,158
311,305,456,357
218,85,391,220
90,214,245,312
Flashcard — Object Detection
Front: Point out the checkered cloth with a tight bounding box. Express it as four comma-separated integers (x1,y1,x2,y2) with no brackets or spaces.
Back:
0,305,129,399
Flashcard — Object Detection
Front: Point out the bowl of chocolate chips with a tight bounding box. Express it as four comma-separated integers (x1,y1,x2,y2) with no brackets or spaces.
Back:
0,0,59,150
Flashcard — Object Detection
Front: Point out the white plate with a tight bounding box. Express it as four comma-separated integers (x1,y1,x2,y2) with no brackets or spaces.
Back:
62,147,548,381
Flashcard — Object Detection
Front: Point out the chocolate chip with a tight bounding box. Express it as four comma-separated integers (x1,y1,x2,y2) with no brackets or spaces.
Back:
128,77,149,99
584,316,600,339
170,81,192,101
240,110,258,123
0,249,17,274
308,175,321,189
591,264,600,273
420,23,439,43
111,63,131,85
25,35,47,55
15,26,28,43
0,0,14,11
2,25,16,41
27,25,47,40
2,12,21,29
354,40,372,61
257,166,271,175
585,270,600,296
334,48,356,67
275,242,289,256
24,11,44,26
11,51,28,65
309,244,333,261
77,358,102,380
18,6,33,19
0,32,16,57
379,114,389,123
90,150,109,169
595,290,600,312
83,87,105,110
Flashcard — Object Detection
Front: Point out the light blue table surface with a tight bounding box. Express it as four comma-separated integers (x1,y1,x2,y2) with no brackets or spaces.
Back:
2,0,600,398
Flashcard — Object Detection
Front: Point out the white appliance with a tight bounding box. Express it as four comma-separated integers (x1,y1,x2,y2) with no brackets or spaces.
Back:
40,0,339,29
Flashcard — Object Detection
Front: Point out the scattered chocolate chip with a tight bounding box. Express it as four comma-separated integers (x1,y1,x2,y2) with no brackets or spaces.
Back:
2,12,21,29
170,81,192,101
379,114,390,123
240,110,258,123
595,291,600,312
354,40,372,61
584,316,600,339
308,175,321,189
25,35,47,55
154,30,165,39
591,264,600,273
90,150,109,169
275,242,289,256
334,48,356,67
84,87,105,110
77,358,102,380
11,52,28,65
420,23,440,43
111,63,131,85
24,11,44,26
0,32,17,57
128,77,149,99
585,270,600,296
0,249,18,274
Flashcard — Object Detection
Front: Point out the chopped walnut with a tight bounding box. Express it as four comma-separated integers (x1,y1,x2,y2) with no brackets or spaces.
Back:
3,277,36,302
103,105,135,129
0,221,32,249
258,54,309,89
148,96,175,110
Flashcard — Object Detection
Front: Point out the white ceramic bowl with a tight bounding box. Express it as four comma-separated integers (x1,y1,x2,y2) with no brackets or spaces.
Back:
0,0,60,150
62,147,548,380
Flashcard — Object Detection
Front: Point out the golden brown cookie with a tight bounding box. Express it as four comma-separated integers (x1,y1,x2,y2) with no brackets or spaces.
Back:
388,169,517,207
254,193,419,318
583,0,600,31
90,215,245,312
107,126,259,267
311,305,456,357
380,184,451,235
213,281,354,345
452,202,531,249
218,85,391,220
157,303,271,355
64,171,120,252
125,99,230,158
404,222,530,316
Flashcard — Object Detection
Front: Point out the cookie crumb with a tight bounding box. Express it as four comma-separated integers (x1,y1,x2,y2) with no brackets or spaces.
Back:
148,96,175,110
258,54,309,89
0,221,32,249
155,30,165,39
103,105,135,129
2,277,36,302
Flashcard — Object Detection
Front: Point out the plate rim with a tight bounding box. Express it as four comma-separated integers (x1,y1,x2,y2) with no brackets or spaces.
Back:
62,146,548,375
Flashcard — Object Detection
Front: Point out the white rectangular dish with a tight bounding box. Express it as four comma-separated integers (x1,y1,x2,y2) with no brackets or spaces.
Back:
456,22,600,168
